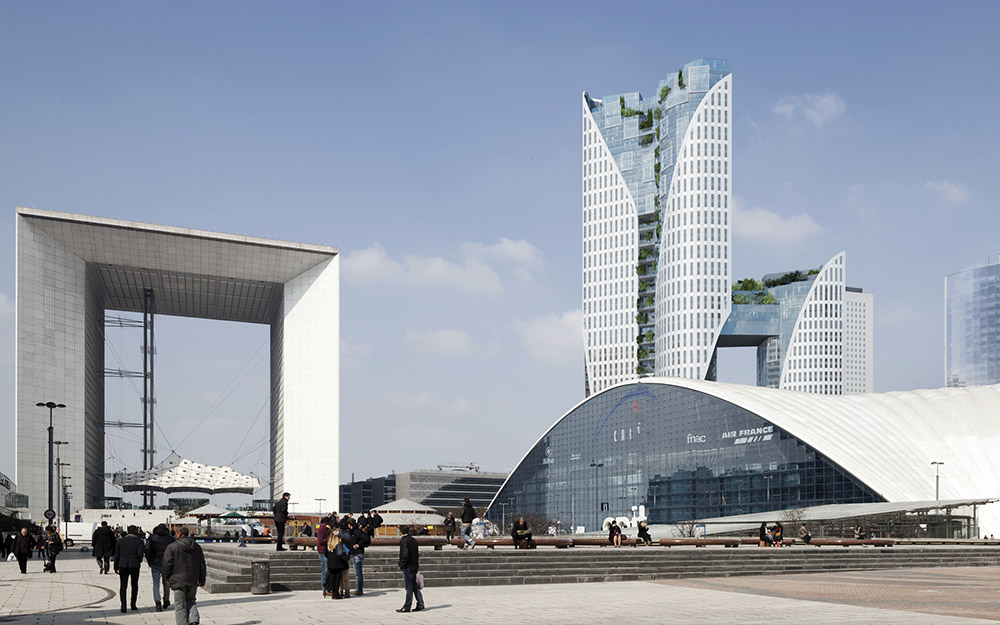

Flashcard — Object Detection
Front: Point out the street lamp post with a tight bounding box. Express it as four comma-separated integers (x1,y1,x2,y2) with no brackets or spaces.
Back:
53,441,69,520
932,461,944,500
590,461,604,531
315,498,326,514
763,475,773,502
499,502,507,532
60,475,72,524
36,401,66,516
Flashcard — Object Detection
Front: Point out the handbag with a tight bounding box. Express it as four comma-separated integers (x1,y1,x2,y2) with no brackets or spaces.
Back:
416,572,424,589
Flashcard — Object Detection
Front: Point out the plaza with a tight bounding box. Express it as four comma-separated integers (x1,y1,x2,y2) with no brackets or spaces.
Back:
3,547,1000,624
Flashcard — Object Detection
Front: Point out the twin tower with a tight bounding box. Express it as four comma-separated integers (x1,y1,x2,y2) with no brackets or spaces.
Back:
582,58,872,397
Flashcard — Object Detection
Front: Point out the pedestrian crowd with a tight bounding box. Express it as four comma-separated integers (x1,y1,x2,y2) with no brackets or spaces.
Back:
5,520,206,625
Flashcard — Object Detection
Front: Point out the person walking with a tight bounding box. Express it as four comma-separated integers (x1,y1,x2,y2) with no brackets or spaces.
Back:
272,492,290,551
396,525,424,613
348,518,370,596
0,531,8,560
12,527,33,574
44,526,63,573
161,526,206,625
443,512,457,542
114,525,145,613
92,521,116,574
460,498,476,550
145,523,175,612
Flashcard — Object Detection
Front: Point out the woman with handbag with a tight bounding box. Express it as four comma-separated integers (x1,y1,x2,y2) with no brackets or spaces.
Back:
325,529,349,599
45,527,63,573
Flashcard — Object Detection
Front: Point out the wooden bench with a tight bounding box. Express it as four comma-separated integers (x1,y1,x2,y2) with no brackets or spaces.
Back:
738,537,797,547
287,535,450,550
444,537,574,549
660,538,741,548
809,538,895,548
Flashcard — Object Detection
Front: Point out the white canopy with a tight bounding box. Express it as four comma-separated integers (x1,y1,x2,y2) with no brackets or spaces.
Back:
112,452,260,495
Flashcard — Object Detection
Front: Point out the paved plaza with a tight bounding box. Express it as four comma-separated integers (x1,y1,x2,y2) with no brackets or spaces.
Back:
2,549,999,624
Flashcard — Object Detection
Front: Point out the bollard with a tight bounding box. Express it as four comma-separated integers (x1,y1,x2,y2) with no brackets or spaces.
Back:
251,561,271,595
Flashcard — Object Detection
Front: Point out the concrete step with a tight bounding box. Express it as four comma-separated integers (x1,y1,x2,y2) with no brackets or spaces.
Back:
202,545,1000,594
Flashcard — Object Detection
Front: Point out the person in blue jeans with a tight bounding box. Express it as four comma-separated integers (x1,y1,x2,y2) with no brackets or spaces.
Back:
348,519,370,595
145,524,175,612
396,525,424,613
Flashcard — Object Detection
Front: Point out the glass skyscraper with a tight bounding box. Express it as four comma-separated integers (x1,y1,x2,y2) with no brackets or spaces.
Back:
582,59,732,395
945,262,1000,387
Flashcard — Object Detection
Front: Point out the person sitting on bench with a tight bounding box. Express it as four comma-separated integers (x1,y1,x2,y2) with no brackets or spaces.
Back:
511,518,532,547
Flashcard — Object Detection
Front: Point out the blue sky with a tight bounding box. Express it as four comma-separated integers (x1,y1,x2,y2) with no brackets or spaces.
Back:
1,2,998,503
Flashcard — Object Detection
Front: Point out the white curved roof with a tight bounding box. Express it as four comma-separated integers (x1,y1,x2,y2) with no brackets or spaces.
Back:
112,452,260,495
491,377,1000,534
646,378,1000,533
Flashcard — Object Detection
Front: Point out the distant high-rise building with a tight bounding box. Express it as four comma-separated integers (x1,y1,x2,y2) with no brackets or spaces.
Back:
844,287,874,394
582,58,732,395
945,261,1000,387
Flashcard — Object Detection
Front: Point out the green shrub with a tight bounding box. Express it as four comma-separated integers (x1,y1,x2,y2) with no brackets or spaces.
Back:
677,70,685,89
659,85,671,102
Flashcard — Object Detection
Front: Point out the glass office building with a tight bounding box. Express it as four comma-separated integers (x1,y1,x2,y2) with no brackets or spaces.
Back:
487,378,1000,534
582,59,732,395
946,262,1000,387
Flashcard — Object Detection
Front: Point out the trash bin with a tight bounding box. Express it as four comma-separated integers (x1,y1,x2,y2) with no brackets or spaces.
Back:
251,561,270,595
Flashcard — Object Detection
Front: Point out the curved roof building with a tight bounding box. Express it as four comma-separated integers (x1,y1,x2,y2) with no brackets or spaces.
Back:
487,378,1000,534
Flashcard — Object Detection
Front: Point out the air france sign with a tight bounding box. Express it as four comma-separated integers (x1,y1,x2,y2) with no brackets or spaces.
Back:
722,425,774,445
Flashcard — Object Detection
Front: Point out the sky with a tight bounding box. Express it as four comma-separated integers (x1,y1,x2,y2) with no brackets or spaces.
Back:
1,1,998,507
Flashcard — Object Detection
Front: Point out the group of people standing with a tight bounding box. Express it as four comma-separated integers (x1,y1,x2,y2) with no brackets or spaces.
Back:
316,512,372,599
91,521,206,623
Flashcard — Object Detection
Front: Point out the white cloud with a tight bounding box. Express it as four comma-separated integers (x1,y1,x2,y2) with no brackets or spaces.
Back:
0,291,12,317
512,309,583,364
734,203,824,245
385,390,438,410
925,180,968,204
343,243,503,296
405,328,476,355
460,238,543,266
449,396,473,415
341,336,372,369
774,91,846,127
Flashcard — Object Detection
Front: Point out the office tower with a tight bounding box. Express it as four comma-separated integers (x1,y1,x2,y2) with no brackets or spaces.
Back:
844,287,874,393
582,58,732,395
945,261,1000,387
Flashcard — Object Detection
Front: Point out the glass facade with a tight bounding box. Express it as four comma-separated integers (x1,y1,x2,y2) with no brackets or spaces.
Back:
946,263,1000,387
487,381,882,532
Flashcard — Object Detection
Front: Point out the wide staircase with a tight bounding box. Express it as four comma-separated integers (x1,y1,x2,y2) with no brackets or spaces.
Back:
203,544,1000,594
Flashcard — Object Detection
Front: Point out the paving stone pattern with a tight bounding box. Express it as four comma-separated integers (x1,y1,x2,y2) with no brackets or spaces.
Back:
2,548,999,624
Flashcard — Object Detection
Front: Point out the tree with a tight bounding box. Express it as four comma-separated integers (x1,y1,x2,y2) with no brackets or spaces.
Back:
677,69,685,89
732,293,750,305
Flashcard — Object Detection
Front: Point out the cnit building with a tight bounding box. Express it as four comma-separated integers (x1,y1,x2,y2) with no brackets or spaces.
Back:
581,58,872,396
485,59,998,535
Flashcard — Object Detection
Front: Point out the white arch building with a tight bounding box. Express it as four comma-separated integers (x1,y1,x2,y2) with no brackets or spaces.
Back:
15,208,339,519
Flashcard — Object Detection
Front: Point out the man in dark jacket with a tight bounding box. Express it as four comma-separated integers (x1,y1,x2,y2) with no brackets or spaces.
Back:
460,498,477,549
91,521,116,574
145,524,175,612
395,526,424,613
113,525,145,613
12,527,33,574
348,519,371,596
368,510,382,538
272,492,290,551
162,526,207,625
